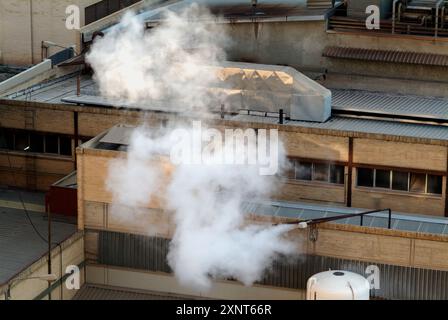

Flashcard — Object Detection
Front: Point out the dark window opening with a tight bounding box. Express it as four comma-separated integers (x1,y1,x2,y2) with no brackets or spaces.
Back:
410,173,426,193
30,133,44,153
296,161,312,181
45,135,59,154
283,160,295,179
427,175,443,195
15,132,29,151
313,163,329,182
392,171,408,191
59,136,72,156
375,169,390,189
357,168,374,187
330,164,345,185
0,130,14,150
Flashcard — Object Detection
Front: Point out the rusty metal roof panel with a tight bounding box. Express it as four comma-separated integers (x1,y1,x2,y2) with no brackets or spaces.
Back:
332,89,448,121
323,46,448,67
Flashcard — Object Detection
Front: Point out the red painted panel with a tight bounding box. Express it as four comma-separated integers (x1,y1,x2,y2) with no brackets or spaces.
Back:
46,187,77,217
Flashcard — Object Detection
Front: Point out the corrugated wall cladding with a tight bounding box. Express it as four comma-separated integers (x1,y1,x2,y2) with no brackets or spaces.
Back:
323,47,448,67
98,231,448,300
99,231,171,273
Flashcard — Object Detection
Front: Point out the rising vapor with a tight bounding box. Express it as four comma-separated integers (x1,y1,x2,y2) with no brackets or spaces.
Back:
87,3,298,291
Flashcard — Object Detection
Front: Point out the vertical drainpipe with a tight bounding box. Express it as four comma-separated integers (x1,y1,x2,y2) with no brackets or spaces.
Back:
74,111,79,170
445,147,448,217
30,0,35,64
346,137,354,207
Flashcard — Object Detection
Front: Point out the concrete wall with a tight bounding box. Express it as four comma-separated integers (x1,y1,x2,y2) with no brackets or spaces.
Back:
0,152,75,190
1,99,447,213
77,126,448,217
223,20,448,96
0,59,51,95
86,264,305,300
225,20,328,71
82,207,448,273
308,223,448,271
0,0,99,66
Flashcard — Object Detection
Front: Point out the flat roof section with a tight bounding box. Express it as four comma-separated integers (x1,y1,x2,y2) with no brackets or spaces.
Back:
0,189,76,285
6,74,96,103
5,72,448,142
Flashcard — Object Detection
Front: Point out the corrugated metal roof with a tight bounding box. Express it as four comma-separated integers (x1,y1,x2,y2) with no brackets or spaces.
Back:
323,46,448,67
233,113,448,141
332,89,448,121
73,284,200,300
0,206,76,285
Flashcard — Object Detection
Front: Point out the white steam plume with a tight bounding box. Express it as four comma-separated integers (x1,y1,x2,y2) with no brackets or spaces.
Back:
86,4,228,112
87,4,298,291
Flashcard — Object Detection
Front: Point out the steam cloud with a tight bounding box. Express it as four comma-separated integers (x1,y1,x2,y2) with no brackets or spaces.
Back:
87,4,297,290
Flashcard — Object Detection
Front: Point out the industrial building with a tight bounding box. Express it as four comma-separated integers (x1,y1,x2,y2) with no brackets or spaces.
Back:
1,0,448,300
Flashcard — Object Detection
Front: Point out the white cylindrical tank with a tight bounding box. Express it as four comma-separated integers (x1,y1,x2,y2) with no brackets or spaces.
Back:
306,270,370,300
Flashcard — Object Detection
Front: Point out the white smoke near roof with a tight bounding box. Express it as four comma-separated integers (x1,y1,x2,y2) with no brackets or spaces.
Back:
87,4,298,291
86,3,229,111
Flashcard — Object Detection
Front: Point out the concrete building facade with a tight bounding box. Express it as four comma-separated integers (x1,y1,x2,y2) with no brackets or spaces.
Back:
75,127,448,299
0,0,99,66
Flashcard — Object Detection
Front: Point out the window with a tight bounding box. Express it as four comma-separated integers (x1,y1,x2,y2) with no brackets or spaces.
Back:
375,169,390,189
392,171,408,191
410,173,426,193
296,161,312,181
45,135,59,154
330,164,345,185
59,136,72,156
287,159,345,185
313,163,329,182
427,175,443,195
357,168,374,187
358,167,443,196
30,133,44,153
0,129,14,150
0,129,73,157
15,132,28,151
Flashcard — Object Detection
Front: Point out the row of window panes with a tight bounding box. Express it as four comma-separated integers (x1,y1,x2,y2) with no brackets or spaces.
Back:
357,167,443,195
0,129,72,156
286,160,345,185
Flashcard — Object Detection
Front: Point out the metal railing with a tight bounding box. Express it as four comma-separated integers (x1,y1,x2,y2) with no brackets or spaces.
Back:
281,208,393,229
